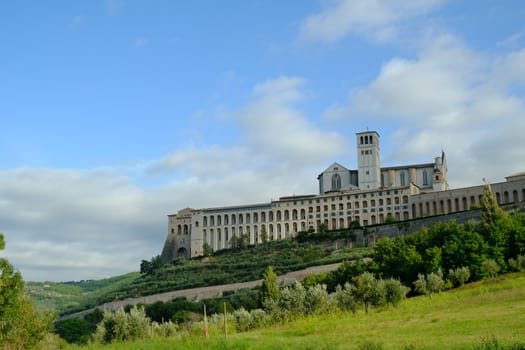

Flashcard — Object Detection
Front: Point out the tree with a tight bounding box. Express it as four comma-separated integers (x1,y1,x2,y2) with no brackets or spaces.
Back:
373,237,423,285
481,259,501,278
260,266,280,306
260,225,269,244
352,272,377,313
413,271,445,298
0,233,52,349
384,278,409,307
448,267,470,287
202,242,213,256
93,306,151,344
481,183,508,230
334,282,358,313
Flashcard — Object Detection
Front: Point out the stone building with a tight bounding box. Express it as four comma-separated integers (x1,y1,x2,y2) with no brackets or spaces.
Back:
161,131,525,261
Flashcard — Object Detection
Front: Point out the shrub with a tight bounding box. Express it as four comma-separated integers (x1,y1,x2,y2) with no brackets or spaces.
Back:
413,272,445,298
384,278,409,307
93,306,152,344
508,255,525,272
481,259,501,278
233,308,252,332
277,282,306,321
448,266,471,287
333,282,358,313
304,284,337,316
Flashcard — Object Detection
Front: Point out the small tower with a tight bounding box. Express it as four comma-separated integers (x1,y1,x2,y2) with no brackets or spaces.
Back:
357,131,381,190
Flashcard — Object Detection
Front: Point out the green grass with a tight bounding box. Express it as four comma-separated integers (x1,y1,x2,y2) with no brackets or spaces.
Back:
64,272,525,350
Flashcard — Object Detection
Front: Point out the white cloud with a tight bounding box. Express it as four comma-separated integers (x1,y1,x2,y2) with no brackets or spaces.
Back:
297,0,445,44
1,77,348,281
0,168,166,281
322,34,525,188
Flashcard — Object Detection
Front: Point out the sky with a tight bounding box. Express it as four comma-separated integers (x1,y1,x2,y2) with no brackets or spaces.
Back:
1,0,525,282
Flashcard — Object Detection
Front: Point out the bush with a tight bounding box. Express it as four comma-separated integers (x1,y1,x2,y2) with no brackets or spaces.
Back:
384,278,409,307
93,306,152,344
448,267,471,287
481,259,501,278
233,308,252,332
508,255,525,272
333,283,358,313
304,284,337,316
277,282,306,321
413,272,445,298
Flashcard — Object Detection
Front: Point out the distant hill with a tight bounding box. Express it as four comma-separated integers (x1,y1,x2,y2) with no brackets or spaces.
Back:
26,240,371,315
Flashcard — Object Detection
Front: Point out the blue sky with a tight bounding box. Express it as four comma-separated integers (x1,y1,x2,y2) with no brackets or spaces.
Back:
1,0,525,282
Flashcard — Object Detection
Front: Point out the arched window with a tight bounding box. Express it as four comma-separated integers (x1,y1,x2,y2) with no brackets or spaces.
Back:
331,173,342,190
400,172,406,186
423,170,429,186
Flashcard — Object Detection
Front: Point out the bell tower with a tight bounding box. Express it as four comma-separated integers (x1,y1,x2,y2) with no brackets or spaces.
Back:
357,131,381,190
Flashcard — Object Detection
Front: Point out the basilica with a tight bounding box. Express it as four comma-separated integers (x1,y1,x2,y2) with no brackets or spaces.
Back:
161,131,525,261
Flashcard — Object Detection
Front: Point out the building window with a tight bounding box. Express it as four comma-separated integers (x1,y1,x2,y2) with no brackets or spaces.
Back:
331,173,341,190
400,172,406,186
423,170,429,186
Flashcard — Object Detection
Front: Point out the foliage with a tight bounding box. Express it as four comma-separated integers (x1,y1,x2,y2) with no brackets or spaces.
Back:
508,255,525,272
1,233,53,350
383,278,409,307
413,271,445,298
352,272,378,313
481,184,508,231
304,284,337,315
276,281,306,321
373,237,423,285
140,255,164,275
57,272,525,349
54,309,103,344
260,225,268,244
481,259,501,278
448,266,471,287
333,282,358,313
93,306,151,344
259,266,279,305
202,243,214,257
385,214,396,224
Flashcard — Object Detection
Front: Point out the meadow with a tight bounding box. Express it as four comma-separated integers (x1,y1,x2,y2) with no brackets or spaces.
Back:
63,271,525,350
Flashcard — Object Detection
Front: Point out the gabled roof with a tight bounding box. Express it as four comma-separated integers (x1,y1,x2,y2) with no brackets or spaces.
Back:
317,162,351,178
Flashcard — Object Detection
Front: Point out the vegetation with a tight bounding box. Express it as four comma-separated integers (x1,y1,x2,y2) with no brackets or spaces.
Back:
60,271,525,349
29,240,370,316
0,232,57,349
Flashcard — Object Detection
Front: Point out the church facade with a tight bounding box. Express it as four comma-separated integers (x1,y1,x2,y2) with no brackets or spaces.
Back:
162,131,525,261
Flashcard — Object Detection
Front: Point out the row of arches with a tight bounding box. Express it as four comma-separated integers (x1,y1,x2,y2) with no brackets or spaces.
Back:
202,196,409,228
204,222,304,250
412,189,524,217
203,209,308,227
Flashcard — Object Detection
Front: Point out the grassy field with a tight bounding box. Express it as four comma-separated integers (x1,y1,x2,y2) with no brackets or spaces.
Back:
64,272,525,350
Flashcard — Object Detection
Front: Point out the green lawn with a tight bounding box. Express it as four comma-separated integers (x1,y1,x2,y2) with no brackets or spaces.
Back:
64,272,525,350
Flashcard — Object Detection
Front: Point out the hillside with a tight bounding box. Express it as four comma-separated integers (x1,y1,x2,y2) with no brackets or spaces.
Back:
63,271,525,349
27,240,371,315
